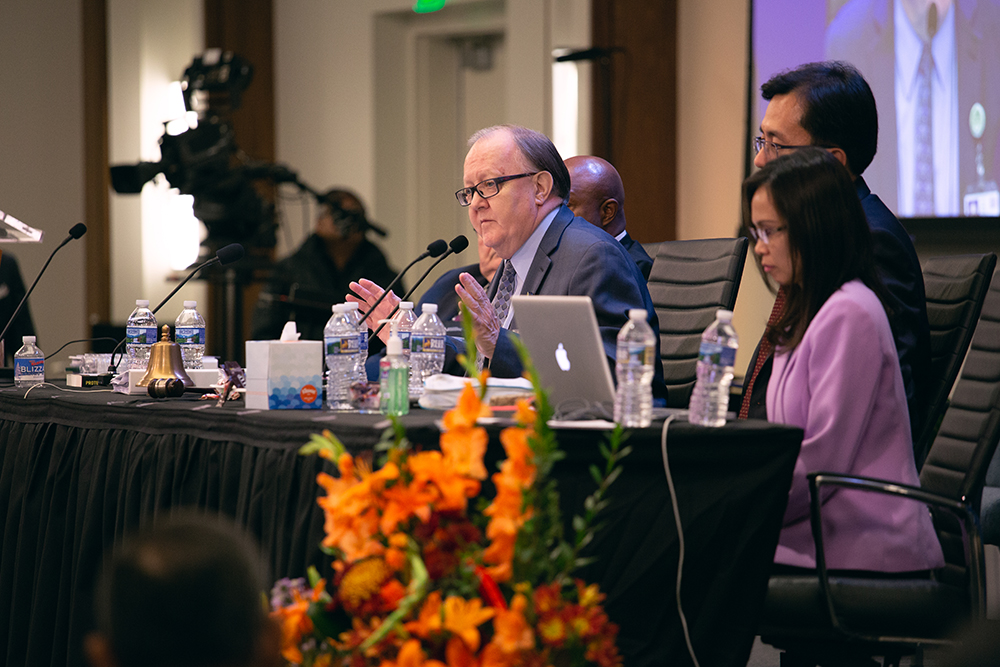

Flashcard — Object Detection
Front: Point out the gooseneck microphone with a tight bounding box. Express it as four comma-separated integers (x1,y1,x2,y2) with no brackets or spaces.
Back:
151,243,245,315
356,239,448,320
0,223,87,346
371,235,469,338
109,243,245,374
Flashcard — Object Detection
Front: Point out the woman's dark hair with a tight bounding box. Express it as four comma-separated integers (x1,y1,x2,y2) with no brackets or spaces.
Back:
742,147,889,351
468,125,572,203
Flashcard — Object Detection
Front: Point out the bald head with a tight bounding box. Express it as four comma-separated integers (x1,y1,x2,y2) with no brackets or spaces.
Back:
565,156,627,237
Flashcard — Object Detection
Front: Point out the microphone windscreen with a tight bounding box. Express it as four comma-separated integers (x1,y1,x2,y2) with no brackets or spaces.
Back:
426,239,449,258
69,223,88,239
216,243,245,265
449,235,469,253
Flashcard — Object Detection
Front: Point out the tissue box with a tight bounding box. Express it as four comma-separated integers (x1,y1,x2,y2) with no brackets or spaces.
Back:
245,340,323,410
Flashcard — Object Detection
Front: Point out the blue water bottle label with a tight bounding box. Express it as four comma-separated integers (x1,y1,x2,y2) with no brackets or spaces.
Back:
399,332,411,350
411,334,444,354
359,330,369,353
126,326,159,345
175,326,205,345
627,342,654,366
698,341,736,366
325,335,359,356
15,358,44,379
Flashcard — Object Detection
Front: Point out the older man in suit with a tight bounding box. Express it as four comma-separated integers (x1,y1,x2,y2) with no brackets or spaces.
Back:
350,124,665,401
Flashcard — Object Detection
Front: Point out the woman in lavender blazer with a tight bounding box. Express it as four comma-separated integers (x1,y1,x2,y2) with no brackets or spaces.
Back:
744,148,944,573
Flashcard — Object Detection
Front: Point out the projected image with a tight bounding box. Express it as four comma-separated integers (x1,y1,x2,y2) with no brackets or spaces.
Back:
753,0,1000,218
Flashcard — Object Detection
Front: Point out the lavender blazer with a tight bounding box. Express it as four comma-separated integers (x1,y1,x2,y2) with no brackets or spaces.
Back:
767,280,944,572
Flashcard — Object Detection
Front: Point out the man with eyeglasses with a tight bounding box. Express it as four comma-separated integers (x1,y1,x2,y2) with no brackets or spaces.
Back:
350,124,666,401
741,61,931,441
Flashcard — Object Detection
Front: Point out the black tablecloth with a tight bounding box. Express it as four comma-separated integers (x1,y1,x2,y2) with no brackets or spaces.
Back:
0,384,801,667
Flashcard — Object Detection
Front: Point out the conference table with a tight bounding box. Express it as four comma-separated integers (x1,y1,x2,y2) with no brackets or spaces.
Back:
0,382,802,667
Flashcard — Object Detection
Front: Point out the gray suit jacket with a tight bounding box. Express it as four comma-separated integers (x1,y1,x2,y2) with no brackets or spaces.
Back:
474,205,667,402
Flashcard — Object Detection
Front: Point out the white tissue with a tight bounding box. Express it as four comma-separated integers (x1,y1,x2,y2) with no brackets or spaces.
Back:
280,321,301,341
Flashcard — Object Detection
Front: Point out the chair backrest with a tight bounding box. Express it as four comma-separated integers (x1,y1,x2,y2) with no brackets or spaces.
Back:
914,253,997,468
646,237,749,407
920,263,1000,583
921,263,1000,506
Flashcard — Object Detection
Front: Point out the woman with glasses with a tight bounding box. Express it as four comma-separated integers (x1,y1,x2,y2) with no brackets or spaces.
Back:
744,147,943,573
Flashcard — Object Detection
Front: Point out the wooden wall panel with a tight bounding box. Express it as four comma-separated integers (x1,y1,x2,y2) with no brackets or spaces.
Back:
592,0,678,242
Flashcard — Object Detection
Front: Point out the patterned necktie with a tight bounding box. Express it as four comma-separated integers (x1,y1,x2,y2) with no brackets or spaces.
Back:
914,40,935,215
492,260,517,326
738,287,786,420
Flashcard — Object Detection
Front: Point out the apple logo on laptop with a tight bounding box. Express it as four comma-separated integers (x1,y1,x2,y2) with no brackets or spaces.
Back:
555,343,571,371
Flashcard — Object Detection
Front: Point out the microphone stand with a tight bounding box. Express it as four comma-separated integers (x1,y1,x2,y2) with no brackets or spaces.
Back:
0,225,87,371
371,251,455,339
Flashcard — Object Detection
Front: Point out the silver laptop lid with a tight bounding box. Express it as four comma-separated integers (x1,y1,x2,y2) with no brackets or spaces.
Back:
510,295,616,412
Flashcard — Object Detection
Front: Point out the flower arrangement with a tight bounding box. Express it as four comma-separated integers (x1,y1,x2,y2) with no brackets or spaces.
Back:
270,332,628,667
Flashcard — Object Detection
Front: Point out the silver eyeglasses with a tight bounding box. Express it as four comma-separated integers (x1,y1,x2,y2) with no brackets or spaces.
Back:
455,172,538,207
748,224,787,245
753,136,814,158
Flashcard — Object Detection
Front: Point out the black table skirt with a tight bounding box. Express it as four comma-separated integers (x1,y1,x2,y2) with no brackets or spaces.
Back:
0,384,801,667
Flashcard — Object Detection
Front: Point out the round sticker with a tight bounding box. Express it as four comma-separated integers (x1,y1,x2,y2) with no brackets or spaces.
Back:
969,103,986,140
300,384,318,404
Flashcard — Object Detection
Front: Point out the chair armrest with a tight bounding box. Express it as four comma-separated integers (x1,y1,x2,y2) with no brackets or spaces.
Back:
805,471,986,634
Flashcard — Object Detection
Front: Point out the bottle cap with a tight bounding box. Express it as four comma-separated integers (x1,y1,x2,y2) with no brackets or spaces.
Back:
379,319,404,356
716,309,734,322
332,303,349,313
183,300,197,309
136,299,149,307
346,302,360,311
23,335,35,344
422,303,438,314
400,301,413,311
629,308,648,320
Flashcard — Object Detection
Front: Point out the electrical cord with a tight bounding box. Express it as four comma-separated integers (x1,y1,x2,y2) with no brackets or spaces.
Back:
44,337,119,360
660,415,700,667
21,382,115,398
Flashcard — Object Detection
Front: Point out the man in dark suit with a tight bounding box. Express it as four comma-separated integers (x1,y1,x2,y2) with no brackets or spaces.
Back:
565,155,654,280
350,124,665,401
742,61,931,436
826,0,1000,216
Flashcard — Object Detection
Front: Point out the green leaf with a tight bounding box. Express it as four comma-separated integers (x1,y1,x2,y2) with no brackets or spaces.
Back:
605,466,623,487
589,464,604,486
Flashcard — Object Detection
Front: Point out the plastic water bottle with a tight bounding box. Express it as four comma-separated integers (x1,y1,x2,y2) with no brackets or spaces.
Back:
324,303,360,410
613,309,656,427
14,335,45,388
409,303,447,397
688,309,739,427
174,300,206,369
345,301,368,383
396,302,419,395
125,299,158,371
379,319,410,416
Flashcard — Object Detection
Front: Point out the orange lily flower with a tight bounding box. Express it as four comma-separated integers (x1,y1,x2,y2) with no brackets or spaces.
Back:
442,596,495,652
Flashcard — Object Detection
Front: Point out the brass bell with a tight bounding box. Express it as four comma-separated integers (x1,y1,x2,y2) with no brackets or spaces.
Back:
138,325,194,387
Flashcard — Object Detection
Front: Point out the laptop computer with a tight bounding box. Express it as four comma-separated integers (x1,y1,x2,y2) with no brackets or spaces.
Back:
510,295,618,416
512,294,684,421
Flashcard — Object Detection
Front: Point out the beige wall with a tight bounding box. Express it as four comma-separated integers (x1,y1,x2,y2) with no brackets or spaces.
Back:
0,0,86,371
678,0,770,373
